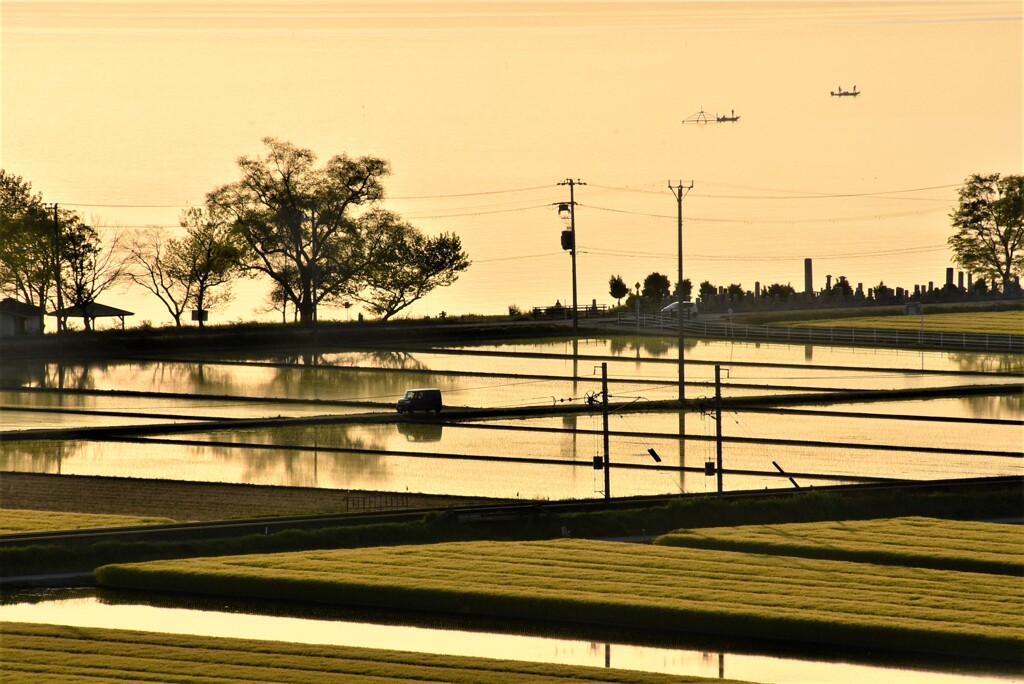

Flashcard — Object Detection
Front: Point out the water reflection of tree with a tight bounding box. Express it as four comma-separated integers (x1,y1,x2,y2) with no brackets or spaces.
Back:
957,393,1024,418
0,440,77,473
607,336,697,358
947,351,1024,375
298,350,430,371
39,363,98,391
268,363,448,403
0,360,47,387
946,351,1024,418
196,424,391,488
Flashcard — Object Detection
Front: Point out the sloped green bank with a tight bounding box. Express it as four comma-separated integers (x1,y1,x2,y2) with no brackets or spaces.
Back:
0,509,174,534
2,621,734,684
656,517,1024,575
97,539,1024,662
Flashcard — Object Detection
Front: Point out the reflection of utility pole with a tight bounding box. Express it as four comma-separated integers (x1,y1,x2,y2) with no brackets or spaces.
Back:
678,410,686,493
668,181,693,404
572,338,579,394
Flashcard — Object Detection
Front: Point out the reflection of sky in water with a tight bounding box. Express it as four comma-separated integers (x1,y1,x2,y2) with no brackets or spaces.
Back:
11,339,1022,397
0,596,1016,684
2,413,1018,498
1,339,1020,498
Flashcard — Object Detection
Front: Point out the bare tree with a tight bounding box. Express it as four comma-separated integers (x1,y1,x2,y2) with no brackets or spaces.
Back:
125,227,193,327
125,209,241,327
178,207,242,327
60,224,128,330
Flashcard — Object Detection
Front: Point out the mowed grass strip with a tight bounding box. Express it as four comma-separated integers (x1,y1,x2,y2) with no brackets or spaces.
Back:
1,621,736,684
790,310,1023,334
656,517,1024,575
0,508,174,534
97,539,1024,661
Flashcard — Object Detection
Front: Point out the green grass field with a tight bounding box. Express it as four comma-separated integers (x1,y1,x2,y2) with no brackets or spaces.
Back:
97,538,1024,661
655,517,1024,575
792,310,1023,334
1,621,736,684
0,509,173,534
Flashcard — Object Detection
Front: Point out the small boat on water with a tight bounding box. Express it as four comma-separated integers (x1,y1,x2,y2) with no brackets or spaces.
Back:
831,85,859,97
683,107,740,124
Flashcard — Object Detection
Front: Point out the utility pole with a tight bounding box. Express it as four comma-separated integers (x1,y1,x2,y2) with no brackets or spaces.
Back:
52,204,64,336
601,362,610,500
311,215,319,354
558,179,585,337
714,364,723,498
668,181,693,404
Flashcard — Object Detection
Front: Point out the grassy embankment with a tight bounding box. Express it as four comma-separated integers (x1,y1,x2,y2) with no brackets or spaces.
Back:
656,516,1024,575
788,310,1024,334
1,621,737,684
5,483,1021,577
0,509,173,535
735,300,1024,332
95,519,1024,662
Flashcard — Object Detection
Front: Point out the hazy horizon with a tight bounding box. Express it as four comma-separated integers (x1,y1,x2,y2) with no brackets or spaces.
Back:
3,0,1021,326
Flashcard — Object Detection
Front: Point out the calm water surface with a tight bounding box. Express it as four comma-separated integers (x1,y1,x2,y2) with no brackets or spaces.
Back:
0,591,1018,684
1,340,1020,498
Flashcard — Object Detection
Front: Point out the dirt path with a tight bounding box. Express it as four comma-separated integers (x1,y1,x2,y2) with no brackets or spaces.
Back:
0,472,503,522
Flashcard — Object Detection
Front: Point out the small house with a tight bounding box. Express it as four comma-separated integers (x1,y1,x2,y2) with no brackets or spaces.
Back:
0,298,44,337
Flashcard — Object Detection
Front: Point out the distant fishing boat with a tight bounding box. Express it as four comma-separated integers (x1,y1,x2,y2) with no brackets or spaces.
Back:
831,85,859,97
683,107,740,124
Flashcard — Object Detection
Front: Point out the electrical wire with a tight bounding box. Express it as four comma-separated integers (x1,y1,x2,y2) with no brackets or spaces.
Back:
580,202,949,224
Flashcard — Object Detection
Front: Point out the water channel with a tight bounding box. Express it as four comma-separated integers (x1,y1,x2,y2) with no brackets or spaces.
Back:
1,588,1019,684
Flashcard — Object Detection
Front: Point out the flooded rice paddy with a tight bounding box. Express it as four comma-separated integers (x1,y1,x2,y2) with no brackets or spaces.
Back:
2,336,1022,682
2,337,1021,498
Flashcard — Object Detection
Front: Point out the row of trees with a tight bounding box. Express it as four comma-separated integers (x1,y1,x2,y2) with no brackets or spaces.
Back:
0,172,127,331
608,273,691,307
606,174,1023,309
0,138,471,330
609,272,798,307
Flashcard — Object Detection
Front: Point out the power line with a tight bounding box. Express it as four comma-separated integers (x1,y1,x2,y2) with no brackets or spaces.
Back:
389,184,551,200
585,244,947,262
580,203,948,224
590,181,960,200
